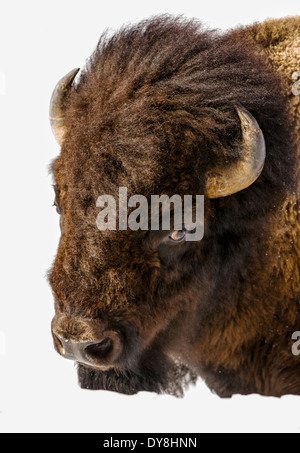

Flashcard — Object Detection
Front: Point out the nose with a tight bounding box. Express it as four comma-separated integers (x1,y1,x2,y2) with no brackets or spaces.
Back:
52,317,123,369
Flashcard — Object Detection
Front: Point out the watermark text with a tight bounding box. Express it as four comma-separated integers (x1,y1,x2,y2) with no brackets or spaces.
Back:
292,71,300,96
96,188,204,242
292,332,300,356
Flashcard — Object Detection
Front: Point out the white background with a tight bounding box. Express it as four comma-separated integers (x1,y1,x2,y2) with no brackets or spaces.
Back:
0,0,299,434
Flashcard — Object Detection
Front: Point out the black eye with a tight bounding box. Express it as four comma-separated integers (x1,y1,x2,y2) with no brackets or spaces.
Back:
169,230,186,243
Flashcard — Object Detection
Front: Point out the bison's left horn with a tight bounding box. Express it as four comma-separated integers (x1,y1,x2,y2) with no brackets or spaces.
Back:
206,106,266,198
49,68,80,145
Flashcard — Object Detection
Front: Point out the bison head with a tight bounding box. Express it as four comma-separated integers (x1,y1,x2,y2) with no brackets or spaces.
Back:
48,17,294,395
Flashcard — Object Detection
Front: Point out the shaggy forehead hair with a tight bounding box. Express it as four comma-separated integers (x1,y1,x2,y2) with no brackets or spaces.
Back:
52,15,296,205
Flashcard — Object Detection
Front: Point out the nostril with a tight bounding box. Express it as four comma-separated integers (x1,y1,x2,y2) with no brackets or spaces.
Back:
84,338,113,362
51,318,123,368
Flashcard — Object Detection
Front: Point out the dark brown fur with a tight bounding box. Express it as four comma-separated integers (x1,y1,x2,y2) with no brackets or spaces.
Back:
49,16,300,397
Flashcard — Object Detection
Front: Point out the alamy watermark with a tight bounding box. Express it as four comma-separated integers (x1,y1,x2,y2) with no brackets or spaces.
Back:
292,332,300,356
96,188,204,241
292,71,300,96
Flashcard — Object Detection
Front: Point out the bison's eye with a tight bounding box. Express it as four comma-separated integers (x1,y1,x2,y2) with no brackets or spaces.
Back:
169,230,186,243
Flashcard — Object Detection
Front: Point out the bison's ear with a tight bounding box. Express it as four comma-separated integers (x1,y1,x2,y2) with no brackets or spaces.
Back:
49,68,80,145
205,106,266,199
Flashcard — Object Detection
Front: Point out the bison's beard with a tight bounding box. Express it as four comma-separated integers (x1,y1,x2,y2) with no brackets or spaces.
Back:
77,349,197,397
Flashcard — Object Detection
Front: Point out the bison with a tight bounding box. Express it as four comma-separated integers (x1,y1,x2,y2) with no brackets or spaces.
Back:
48,15,300,397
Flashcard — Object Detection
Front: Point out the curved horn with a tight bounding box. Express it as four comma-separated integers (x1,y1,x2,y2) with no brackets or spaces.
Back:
49,68,80,145
206,106,266,198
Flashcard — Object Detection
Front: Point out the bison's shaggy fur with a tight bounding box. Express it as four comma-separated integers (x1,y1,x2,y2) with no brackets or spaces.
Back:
49,16,300,397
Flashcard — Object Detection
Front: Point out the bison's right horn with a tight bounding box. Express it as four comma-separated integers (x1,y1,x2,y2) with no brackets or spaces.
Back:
206,106,266,198
49,68,80,145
